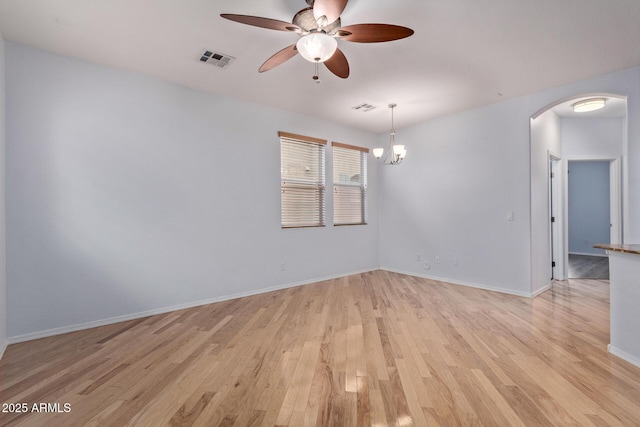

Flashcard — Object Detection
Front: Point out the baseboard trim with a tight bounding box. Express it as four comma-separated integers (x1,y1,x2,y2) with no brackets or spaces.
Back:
608,344,640,368
379,267,539,298
8,268,376,344
0,341,6,360
531,283,552,297
569,251,608,258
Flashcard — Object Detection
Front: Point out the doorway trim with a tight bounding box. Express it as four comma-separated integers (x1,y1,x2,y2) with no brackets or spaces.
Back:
549,152,563,280
562,156,622,279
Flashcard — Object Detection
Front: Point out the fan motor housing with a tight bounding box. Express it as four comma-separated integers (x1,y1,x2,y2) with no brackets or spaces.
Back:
293,7,341,32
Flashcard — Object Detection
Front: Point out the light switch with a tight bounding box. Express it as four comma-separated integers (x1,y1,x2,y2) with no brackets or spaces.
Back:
506,211,514,221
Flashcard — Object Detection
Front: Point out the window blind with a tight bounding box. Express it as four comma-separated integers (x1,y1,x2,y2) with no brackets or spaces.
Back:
332,142,368,225
280,132,326,228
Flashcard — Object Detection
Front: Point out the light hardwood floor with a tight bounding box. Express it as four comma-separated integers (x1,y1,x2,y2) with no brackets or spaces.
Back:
1,271,639,426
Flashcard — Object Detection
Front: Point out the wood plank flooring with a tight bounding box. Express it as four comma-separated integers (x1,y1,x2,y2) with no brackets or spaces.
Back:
1,270,640,426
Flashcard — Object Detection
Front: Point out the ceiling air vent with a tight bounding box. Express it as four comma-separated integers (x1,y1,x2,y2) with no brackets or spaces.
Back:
351,103,377,112
199,50,235,69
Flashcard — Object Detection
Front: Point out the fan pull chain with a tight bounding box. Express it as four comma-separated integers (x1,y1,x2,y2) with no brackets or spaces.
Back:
313,60,320,83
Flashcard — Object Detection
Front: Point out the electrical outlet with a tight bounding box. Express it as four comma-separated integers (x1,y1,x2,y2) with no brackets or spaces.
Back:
280,263,285,271
435,256,440,264
416,254,421,261
453,257,459,266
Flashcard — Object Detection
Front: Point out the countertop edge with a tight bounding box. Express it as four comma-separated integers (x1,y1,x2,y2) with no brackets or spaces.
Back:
594,244,640,256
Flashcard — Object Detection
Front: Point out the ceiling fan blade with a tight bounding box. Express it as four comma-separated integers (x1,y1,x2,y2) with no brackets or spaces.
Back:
339,24,414,43
324,48,349,79
220,14,300,32
259,44,299,73
313,0,349,25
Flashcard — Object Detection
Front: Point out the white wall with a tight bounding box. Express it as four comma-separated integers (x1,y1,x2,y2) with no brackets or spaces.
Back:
568,161,610,255
0,33,7,357
380,66,640,297
5,42,379,341
378,101,533,296
563,118,624,158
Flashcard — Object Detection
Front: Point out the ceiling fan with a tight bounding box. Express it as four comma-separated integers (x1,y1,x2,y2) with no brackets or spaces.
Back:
221,0,414,80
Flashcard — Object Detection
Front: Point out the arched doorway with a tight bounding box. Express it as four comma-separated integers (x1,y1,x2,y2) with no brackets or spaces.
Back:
530,94,627,290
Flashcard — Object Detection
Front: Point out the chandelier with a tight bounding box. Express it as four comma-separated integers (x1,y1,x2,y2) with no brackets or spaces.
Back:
373,104,406,165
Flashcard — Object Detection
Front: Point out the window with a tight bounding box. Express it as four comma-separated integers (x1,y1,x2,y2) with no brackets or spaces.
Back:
279,131,326,228
332,142,368,225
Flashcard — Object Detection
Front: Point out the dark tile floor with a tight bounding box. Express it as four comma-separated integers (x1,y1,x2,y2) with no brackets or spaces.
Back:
568,254,609,279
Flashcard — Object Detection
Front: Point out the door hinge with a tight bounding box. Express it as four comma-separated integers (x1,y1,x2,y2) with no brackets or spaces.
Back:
551,216,555,223
552,261,556,267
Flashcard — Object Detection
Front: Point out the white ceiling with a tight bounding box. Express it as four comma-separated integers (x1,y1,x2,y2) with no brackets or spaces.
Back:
0,0,639,133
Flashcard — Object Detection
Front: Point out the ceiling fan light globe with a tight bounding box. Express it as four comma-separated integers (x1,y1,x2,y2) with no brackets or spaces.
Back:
296,32,338,63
